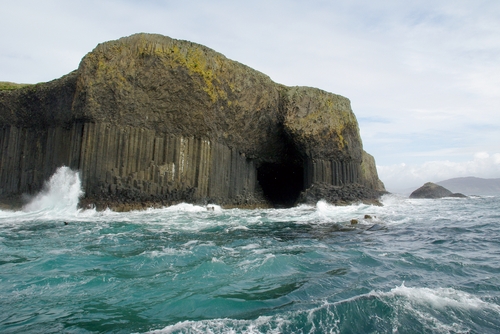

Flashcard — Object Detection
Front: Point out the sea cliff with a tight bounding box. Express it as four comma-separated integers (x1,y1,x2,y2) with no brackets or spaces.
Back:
0,33,385,210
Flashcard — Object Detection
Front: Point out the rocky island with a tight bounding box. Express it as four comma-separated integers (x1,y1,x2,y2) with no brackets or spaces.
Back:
0,33,385,210
410,182,466,199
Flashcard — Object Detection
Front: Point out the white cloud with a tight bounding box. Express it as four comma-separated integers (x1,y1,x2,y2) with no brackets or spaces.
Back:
474,152,489,160
1,0,500,184
378,152,500,193
494,153,500,165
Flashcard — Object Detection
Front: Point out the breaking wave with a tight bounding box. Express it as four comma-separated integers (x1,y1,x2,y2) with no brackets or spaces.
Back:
150,284,500,334
22,166,83,214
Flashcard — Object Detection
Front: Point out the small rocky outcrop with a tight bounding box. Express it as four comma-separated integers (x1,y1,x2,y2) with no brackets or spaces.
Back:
0,33,385,209
409,182,466,199
297,182,385,206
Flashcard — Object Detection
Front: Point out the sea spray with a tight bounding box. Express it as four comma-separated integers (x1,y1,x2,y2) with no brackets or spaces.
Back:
23,166,83,214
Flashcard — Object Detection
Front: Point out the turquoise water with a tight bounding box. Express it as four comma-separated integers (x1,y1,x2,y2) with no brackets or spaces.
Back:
1,167,500,333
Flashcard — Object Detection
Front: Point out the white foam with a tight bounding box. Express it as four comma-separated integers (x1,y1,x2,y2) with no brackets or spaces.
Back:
162,203,222,213
383,283,500,311
146,246,192,258
364,283,500,333
147,316,285,334
22,166,83,215
314,200,382,224
227,225,250,231
182,240,199,248
0,208,20,219
241,243,261,250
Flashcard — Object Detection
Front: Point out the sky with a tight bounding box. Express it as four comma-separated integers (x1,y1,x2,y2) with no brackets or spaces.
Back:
1,0,500,192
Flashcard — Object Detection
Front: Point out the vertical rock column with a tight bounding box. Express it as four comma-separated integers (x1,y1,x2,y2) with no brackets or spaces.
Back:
305,158,360,187
1,121,264,206
76,122,261,205
0,125,83,197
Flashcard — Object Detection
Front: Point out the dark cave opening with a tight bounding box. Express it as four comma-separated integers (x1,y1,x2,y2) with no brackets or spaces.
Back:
257,160,304,208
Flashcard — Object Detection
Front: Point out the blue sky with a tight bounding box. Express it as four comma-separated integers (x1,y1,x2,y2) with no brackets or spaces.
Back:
1,0,499,192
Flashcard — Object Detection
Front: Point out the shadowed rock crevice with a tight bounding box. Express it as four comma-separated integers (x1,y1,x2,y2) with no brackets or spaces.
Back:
257,140,304,207
257,161,304,208
257,125,305,207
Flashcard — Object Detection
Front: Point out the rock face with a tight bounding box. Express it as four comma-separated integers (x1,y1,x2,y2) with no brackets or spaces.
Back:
409,182,466,199
0,33,385,209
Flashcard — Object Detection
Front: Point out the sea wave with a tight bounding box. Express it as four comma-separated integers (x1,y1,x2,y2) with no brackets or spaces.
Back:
149,283,500,334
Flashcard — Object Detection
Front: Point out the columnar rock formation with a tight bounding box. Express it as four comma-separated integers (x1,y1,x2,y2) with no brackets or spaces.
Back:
0,33,385,209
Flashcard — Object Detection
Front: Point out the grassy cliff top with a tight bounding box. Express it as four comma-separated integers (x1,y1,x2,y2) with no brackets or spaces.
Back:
0,82,33,91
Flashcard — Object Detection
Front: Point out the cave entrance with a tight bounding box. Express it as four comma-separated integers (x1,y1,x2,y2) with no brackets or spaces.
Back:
257,160,304,208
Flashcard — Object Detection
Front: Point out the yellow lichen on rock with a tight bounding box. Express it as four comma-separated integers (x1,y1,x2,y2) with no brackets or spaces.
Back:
281,86,361,158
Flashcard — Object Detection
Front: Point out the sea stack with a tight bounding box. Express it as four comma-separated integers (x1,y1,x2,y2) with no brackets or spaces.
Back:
410,182,466,199
0,33,385,210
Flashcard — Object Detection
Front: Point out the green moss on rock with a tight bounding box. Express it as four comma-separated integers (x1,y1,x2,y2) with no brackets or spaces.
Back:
0,82,33,91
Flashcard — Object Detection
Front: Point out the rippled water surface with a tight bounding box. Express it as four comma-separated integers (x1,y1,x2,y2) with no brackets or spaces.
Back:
1,168,499,333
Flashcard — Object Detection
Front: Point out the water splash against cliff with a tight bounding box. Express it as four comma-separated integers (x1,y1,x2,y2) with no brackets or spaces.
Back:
23,166,83,214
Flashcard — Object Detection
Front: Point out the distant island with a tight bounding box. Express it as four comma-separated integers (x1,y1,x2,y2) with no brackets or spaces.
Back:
436,177,500,196
409,182,466,199
0,33,385,210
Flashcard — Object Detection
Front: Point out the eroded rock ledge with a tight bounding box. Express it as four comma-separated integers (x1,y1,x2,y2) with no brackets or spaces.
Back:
0,33,385,209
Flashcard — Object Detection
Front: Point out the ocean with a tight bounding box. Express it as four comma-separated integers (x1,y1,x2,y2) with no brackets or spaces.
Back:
1,167,499,333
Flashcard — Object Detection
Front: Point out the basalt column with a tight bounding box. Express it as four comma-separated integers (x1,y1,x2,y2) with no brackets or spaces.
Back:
0,121,265,207
77,123,264,207
0,124,84,197
303,158,360,188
